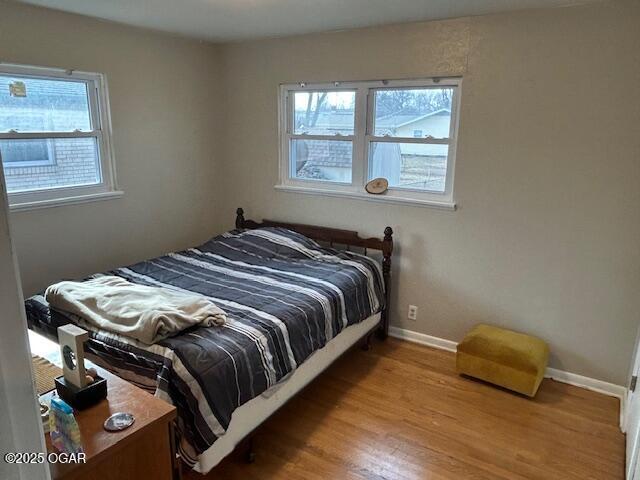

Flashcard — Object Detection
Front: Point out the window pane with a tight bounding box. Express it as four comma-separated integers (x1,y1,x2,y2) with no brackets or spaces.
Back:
290,139,352,183
293,91,355,135
0,139,52,166
373,88,453,138
0,75,92,132
1,137,101,193
369,142,448,192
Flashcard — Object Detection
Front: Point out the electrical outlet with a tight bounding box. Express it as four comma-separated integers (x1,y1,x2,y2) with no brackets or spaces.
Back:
407,305,418,321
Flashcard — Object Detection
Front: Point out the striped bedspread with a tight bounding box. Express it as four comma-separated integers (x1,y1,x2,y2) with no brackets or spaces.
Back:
25,227,385,464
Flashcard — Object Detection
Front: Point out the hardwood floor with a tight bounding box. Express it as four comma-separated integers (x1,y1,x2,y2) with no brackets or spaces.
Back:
186,338,625,480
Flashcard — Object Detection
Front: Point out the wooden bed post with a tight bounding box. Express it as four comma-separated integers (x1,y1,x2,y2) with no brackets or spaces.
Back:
236,207,245,229
379,226,393,340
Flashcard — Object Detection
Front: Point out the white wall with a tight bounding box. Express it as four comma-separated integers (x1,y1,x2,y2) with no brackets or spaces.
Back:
215,0,640,385
0,0,224,296
0,164,48,480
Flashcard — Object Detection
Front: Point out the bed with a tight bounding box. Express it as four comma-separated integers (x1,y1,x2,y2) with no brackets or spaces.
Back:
25,208,394,474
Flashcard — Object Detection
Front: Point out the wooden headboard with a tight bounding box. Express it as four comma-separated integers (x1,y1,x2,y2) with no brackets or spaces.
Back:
235,207,393,339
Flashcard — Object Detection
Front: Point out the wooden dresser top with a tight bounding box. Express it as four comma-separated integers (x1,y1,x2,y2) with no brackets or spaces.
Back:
31,330,176,479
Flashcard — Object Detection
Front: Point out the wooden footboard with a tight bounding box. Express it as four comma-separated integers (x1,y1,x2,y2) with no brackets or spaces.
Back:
235,207,393,339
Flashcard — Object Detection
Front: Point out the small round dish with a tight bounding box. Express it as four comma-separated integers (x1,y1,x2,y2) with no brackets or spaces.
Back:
103,412,135,432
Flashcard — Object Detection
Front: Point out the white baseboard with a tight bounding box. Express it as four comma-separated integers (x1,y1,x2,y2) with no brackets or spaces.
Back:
388,326,627,430
388,326,458,352
544,367,627,430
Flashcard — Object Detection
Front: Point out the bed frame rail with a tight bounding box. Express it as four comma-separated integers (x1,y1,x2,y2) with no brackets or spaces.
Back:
235,207,393,339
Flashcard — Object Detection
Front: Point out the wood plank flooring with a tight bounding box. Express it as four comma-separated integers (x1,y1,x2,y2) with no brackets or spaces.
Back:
186,338,624,479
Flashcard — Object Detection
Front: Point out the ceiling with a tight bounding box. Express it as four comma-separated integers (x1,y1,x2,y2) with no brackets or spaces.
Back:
19,0,594,42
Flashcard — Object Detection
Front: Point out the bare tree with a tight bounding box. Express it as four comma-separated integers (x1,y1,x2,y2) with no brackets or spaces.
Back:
303,92,328,128
376,88,453,116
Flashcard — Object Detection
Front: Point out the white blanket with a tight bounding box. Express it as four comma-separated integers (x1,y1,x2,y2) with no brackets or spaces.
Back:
45,276,226,344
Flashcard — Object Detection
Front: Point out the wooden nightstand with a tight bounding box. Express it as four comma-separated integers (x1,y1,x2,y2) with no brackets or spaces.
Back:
30,331,179,480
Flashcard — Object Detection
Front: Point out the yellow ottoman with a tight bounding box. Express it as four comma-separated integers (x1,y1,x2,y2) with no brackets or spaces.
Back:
456,324,549,397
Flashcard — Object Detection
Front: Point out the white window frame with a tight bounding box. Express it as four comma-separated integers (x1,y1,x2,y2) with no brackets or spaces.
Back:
0,63,122,211
277,77,461,210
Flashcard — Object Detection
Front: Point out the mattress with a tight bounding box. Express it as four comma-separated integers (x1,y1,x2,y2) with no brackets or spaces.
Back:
194,312,380,473
25,227,385,470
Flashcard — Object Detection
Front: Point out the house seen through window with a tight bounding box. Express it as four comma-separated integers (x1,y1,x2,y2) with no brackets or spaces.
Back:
0,64,118,208
279,78,460,207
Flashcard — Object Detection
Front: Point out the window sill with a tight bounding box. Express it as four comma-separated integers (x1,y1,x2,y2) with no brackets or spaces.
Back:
9,190,124,212
274,184,457,210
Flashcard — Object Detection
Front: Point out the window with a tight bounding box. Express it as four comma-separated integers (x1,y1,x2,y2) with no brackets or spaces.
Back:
0,64,120,210
289,91,355,184
278,78,461,208
1,139,54,167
